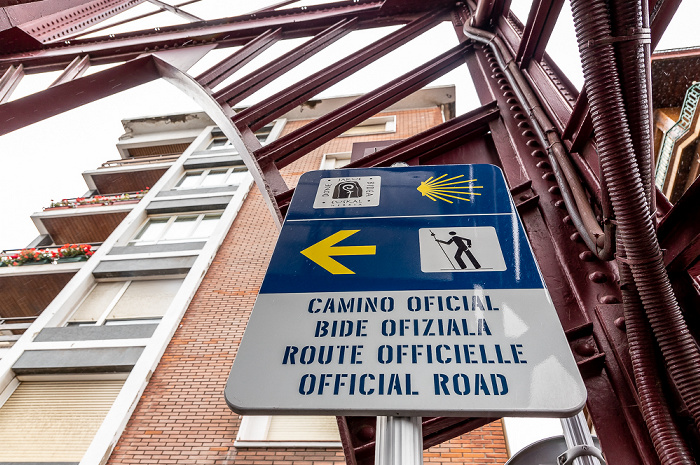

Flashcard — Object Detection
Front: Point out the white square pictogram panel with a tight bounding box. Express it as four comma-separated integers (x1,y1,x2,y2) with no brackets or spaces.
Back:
419,227,507,272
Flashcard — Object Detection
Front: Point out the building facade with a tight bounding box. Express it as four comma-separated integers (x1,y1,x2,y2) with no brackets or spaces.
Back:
0,87,510,465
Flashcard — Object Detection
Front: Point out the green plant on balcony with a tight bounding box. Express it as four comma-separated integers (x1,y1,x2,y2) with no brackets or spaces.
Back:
48,188,149,209
1,248,54,266
56,243,94,262
0,244,94,266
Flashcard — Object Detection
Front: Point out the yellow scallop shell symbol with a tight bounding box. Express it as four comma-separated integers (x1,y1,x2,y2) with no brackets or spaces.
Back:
416,174,483,203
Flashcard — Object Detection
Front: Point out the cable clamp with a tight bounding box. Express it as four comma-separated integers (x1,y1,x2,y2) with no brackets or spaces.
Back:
586,28,651,48
558,444,606,465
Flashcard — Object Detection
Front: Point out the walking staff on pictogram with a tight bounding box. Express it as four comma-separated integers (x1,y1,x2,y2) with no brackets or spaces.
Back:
434,231,481,270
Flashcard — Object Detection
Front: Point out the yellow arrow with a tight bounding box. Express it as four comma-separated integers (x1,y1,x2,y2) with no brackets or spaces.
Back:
300,230,376,275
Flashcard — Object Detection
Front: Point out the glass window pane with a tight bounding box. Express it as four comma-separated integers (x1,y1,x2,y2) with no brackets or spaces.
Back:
69,282,125,322
104,318,162,325
107,279,182,320
176,171,203,189
200,170,229,187
192,214,221,238
227,168,247,186
162,216,197,241
207,137,229,149
133,218,169,242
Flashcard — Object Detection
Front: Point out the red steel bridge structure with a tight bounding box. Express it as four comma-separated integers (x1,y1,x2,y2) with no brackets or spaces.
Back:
0,1,698,464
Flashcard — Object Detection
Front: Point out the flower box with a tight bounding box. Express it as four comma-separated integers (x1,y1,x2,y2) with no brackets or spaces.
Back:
57,256,89,264
20,259,53,266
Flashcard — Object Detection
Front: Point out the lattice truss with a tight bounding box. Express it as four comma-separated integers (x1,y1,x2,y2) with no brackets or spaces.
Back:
1,1,700,464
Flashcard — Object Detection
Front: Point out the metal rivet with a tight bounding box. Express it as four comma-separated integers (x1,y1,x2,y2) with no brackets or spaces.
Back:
589,271,607,283
614,317,626,330
574,342,596,357
579,250,594,261
600,295,619,304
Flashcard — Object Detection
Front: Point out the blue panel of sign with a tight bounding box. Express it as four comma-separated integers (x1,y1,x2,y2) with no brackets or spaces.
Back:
226,164,587,417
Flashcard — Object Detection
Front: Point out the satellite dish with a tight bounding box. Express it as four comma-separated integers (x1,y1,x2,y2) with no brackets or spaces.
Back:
506,436,601,465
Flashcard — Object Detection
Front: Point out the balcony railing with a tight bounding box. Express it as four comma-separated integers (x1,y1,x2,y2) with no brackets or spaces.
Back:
43,190,149,211
100,154,180,168
0,316,37,353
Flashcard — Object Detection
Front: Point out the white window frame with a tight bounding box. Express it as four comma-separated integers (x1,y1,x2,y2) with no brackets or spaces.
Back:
235,415,341,448
202,119,286,152
320,152,352,169
128,212,223,246
65,279,182,326
339,115,396,137
174,167,248,190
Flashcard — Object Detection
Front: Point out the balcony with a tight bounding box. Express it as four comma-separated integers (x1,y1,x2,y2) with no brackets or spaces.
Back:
0,316,37,358
0,244,98,320
32,192,147,244
83,155,176,196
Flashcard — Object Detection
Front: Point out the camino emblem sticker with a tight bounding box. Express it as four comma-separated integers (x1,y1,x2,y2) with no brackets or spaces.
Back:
313,176,381,209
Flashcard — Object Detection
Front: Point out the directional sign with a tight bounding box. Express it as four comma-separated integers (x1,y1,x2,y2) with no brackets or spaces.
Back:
225,164,586,417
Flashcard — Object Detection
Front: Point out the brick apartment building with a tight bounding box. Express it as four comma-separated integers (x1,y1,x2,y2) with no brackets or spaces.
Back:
0,86,512,464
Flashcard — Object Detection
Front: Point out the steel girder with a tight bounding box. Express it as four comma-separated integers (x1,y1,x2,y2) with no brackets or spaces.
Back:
0,1,698,464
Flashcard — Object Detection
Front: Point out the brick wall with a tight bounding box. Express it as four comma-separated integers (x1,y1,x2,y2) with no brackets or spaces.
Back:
107,107,509,465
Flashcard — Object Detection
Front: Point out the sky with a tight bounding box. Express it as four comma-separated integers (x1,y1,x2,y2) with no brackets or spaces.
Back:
0,0,698,249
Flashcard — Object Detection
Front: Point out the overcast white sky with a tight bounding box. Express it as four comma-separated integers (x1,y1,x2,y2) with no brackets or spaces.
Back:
0,0,698,249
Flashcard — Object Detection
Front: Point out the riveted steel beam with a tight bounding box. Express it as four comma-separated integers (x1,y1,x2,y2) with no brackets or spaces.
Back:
232,9,446,132
254,41,470,168
196,28,282,88
214,17,357,106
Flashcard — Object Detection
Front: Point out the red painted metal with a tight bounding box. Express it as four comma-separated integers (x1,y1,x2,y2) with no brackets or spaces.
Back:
255,42,471,168
0,0,698,463
214,18,357,106
196,28,282,88
0,1,387,72
49,55,90,87
6,0,146,43
0,64,23,103
0,56,161,136
515,0,564,68
232,9,447,132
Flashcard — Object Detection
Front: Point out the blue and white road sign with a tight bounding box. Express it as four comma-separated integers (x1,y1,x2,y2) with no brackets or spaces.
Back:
226,164,586,417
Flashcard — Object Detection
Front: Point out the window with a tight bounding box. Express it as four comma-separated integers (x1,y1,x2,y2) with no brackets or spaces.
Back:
340,116,396,137
0,377,125,462
130,213,222,246
205,122,278,150
320,152,351,169
235,415,341,447
175,167,248,190
67,279,182,326
206,136,234,150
